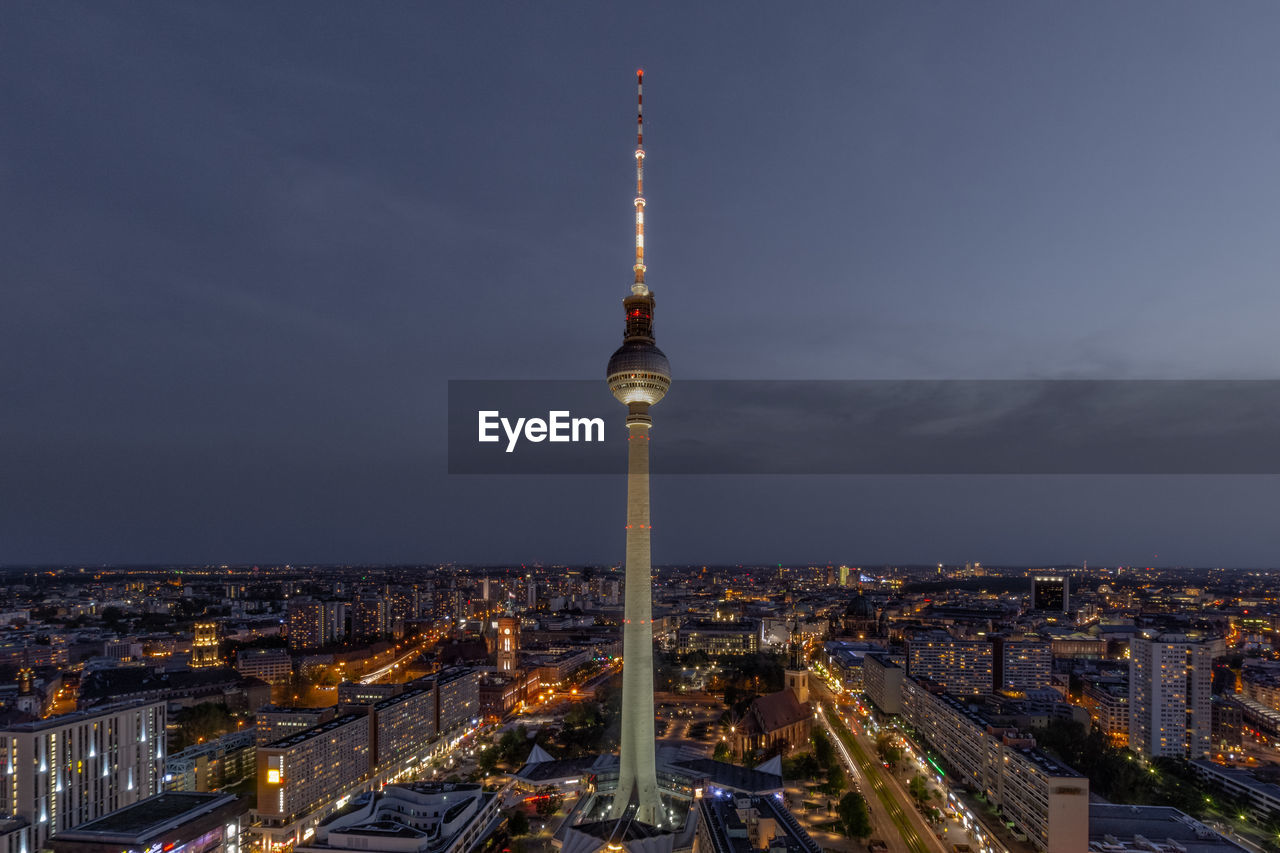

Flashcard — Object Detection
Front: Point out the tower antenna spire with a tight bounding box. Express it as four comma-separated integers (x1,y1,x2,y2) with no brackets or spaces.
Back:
632,69,647,295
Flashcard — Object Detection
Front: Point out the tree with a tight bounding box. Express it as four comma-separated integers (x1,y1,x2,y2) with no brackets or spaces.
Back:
713,742,733,762
908,774,932,804
812,730,837,770
836,792,872,839
876,733,902,767
781,752,821,780
173,703,235,750
822,763,847,795
507,810,530,836
101,606,125,629
534,788,564,817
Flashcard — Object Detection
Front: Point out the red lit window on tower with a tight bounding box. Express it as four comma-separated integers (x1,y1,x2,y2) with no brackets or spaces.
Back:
627,305,652,336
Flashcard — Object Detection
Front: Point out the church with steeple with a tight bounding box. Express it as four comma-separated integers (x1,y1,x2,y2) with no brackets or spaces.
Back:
729,626,813,759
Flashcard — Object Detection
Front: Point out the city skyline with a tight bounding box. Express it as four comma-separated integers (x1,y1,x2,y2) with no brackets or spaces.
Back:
6,5,1280,566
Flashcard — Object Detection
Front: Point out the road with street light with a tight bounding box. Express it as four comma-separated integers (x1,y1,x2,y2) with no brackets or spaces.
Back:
815,689,943,853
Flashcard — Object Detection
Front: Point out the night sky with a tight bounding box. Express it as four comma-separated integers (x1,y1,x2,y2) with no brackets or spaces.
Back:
5,3,1280,567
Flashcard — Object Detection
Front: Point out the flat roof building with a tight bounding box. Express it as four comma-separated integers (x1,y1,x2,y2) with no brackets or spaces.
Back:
905,631,992,696
901,678,1088,853
50,792,246,853
296,783,503,853
1088,803,1249,853
0,700,167,850
693,794,822,853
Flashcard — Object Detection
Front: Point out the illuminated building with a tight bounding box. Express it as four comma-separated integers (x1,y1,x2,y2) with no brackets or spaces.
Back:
905,631,992,695
256,714,372,836
862,652,904,715
351,597,387,643
1032,576,1069,613
295,783,503,853
49,792,246,853
606,68,670,828
495,603,519,673
902,678,1088,853
251,670,481,852
164,730,255,793
286,602,330,652
1080,674,1129,747
993,638,1052,693
0,700,166,849
730,639,811,758
676,621,759,657
432,668,479,737
693,794,821,853
234,649,291,686
371,684,437,774
1128,634,1213,759
190,623,221,669
254,708,334,747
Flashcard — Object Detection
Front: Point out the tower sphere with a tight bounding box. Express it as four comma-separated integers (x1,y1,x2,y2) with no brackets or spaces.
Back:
607,340,670,406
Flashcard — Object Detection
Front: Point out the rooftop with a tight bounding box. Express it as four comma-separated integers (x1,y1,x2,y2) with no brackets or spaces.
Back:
264,712,366,749
1089,804,1247,853
60,792,239,839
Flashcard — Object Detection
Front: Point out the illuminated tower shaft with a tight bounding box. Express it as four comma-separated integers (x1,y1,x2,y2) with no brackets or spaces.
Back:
614,414,659,822
607,69,670,827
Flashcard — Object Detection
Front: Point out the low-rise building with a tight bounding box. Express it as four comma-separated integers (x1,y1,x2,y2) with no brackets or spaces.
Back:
296,783,503,853
676,621,760,657
693,793,822,853
1190,760,1280,822
235,649,292,686
1088,803,1250,853
50,792,247,853
165,730,256,793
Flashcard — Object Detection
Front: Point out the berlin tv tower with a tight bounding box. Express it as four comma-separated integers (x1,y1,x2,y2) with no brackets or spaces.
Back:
606,68,670,826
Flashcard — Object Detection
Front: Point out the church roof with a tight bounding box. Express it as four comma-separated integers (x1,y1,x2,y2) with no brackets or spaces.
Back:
745,689,810,735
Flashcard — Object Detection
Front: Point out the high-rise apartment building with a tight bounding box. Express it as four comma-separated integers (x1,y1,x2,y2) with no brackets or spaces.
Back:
906,631,993,695
433,668,480,737
902,679,1088,853
254,707,335,747
1129,635,1214,759
0,700,166,849
863,652,905,714
352,597,387,643
257,713,372,828
287,601,326,652
993,638,1052,693
371,684,437,773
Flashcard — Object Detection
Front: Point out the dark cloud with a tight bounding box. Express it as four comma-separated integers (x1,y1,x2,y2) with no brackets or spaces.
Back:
4,4,1280,565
